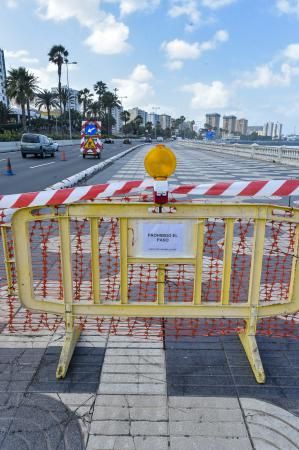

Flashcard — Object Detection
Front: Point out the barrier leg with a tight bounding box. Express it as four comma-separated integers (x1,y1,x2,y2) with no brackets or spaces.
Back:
56,312,81,379
238,309,265,384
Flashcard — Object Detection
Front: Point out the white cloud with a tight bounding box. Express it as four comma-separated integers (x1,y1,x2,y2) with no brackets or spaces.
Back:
4,49,39,65
6,0,19,7
111,64,154,108
36,0,130,55
283,43,299,61
162,30,229,69
182,80,231,109
276,0,299,17
237,63,299,88
118,0,160,16
202,0,236,9
27,63,58,89
168,0,202,31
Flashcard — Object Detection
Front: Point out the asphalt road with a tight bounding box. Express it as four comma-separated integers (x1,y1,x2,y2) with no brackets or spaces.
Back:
0,141,138,195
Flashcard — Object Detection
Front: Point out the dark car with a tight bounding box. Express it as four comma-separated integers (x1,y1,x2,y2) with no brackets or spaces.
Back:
145,137,152,143
123,138,132,144
104,138,114,144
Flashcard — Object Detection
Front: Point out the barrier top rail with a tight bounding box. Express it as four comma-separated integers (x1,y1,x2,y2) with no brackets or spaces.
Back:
0,178,299,211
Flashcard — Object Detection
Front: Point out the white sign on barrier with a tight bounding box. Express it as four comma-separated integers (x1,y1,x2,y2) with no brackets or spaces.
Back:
128,220,197,258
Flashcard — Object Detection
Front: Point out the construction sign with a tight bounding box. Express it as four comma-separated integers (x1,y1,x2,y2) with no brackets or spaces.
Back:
84,138,96,150
80,120,102,157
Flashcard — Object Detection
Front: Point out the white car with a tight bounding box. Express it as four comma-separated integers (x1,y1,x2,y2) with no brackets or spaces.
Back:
156,136,164,142
49,138,59,151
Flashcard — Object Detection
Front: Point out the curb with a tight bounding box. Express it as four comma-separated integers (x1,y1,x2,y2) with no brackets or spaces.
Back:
47,144,146,190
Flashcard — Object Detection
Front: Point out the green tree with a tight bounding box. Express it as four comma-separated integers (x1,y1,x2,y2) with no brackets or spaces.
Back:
120,110,130,128
48,44,69,114
35,89,59,122
134,115,143,135
6,67,37,129
60,87,75,114
145,121,153,134
94,81,107,118
102,91,121,135
0,101,12,124
25,72,38,129
78,88,93,119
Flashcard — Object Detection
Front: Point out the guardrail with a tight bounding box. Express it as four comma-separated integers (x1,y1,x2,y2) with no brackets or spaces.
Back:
8,202,299,382
183,141,299,166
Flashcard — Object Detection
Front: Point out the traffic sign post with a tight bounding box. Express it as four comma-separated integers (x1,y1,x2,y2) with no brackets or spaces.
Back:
80,121,102,158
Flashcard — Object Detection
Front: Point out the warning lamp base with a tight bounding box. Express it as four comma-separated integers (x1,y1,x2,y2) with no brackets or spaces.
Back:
153,180,169,205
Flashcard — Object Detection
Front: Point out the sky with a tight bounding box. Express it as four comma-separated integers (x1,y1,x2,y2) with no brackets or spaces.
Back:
2,0,299,132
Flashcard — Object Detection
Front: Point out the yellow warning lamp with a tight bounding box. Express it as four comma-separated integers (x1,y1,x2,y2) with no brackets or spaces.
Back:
144,144,176,180
144,144,176,204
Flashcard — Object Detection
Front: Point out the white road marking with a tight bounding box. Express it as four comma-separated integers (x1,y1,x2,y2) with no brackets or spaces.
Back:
0,158,7,162
30,162,56,169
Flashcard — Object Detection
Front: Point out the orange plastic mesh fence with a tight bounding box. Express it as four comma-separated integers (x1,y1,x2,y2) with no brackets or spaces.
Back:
1,213,299,339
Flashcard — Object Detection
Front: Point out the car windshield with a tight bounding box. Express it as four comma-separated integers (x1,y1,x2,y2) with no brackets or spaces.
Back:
22,134,40,143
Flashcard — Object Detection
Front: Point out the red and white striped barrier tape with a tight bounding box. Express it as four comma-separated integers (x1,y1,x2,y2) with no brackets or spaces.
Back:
0,179,299,210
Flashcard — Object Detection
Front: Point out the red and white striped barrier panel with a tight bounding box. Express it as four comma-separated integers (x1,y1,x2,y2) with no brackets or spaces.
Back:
1,179,299,210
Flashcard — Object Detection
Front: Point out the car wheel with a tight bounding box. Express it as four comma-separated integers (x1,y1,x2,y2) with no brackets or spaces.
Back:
83,154,86,159
97,153,101,159
51,153,55,157
21,153,26,158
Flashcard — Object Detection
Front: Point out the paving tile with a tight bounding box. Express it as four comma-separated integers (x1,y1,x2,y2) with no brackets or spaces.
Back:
170,436,252,450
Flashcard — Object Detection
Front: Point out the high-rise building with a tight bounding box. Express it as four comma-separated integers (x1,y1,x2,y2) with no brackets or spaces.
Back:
272,122,283,139
112,105,123,134
223,115,237,133
147,113,160,127
128,107,147,125
159,114,171,130
263,122,274,137
0,49,8,106
236,118,248,135
205,113,220,129
247,126,263,136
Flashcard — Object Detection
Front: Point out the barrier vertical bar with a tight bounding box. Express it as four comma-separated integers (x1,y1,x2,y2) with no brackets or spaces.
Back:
1,225,14,296
157,264,165,304
194,220,204,305
221,218,234,305
90,218,100,304
238,218,266,383
56,214,81,378
120,218,128,304
288,223,299,308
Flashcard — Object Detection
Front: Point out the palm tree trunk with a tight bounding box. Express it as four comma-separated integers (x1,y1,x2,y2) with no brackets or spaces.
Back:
26,99,31,131
58,64,62,115
47,107,50,122
21,103,26,130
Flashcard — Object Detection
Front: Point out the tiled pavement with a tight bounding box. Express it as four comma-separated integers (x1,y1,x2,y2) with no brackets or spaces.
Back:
1,143,299,449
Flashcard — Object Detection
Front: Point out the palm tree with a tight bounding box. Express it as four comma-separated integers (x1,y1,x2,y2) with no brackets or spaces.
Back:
0,101,12,124
134,115,143,135
35,89,59,122
89,101,100,120
120,110,130,128
25,72,38,129
78,88,93,119
60,87,75,114
94,81,107,117
48,45,69,114
6,67,37,129
102,91,121,135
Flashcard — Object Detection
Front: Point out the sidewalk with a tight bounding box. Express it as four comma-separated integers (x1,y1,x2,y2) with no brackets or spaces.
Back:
0,322,299,450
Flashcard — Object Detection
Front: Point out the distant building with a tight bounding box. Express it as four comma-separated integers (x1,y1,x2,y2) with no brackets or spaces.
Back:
159,114,171,130
128,107,147,125
0,49,8,106
147,113,160,127
247,125,263,136
205,113,220,129
223,115,237,133
272,122,283,139
236,118,248,135
112,105,123,134
263,121,274,137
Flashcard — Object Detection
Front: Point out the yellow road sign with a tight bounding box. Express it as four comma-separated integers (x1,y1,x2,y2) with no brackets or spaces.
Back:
84,138,96,150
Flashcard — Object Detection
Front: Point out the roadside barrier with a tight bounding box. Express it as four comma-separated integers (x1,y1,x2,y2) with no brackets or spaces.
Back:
1,144,299,382
5,201,299,382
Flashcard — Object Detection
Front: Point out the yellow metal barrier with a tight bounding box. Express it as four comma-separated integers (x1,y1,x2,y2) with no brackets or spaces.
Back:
10,202,299,382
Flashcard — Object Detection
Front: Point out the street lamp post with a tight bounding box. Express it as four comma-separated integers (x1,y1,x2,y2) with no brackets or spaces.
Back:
65,60,77,140
152,106,160,140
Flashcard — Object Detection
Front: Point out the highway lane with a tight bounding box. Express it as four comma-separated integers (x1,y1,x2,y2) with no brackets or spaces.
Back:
0,140,139,195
